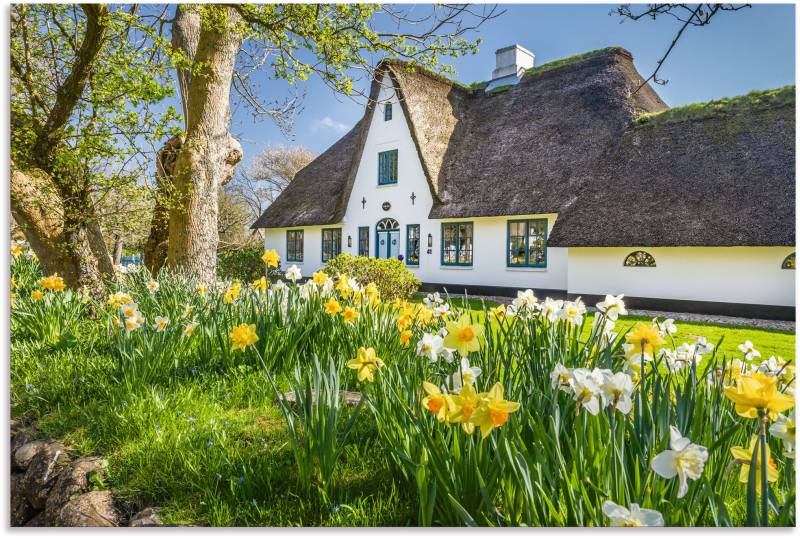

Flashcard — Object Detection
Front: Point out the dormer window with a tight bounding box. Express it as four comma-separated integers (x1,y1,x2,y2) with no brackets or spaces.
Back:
378,150,398,185
384,103,392,121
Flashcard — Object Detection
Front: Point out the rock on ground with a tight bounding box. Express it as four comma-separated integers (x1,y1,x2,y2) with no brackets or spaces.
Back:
129,507,162,527
22,441,69,509
11,473,36,526
55,490,120,527
13,439,49,472
44,457,105,526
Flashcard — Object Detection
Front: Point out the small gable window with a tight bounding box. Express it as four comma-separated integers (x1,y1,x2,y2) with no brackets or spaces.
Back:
286,230,303,262
321,228,342,263
442,222,473,266
378,149,398,185
358,226,369,257
782,252,795,269
624,251,656,267
384,103,392,121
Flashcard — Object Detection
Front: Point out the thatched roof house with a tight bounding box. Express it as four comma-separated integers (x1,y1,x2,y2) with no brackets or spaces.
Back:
254,45,796,319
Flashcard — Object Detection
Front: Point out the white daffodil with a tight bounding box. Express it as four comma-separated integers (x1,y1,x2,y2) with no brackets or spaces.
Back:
674,342,700,369
596,294,627,320
592,316,617,342
600,371,634,414
120,302,139,320
450,357,482,391
512,289,538,314
602,501,664,527
657,348,680,371
550,363,573,394
146,280,159,294
569,368,603,415
737,340,761,361
153,316,169,332
272,280,286,292
540,297,563,323
433,304,451,319
653,317,678,337
416,333,446,363
558,300,585,326
651,426,708,498
285,265,302,283
770,411,796,457
757,355,785,376
694,336,714,355
423,292,443,308
183,321,198,337
124,313,144,332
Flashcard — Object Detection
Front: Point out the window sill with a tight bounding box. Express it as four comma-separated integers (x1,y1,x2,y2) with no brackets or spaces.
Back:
440,265,473,270
286,260,304,264
377,182,398,187
506,266,547,272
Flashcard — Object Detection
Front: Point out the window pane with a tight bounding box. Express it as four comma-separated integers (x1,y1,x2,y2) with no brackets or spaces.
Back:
442,224,457,264
527,219,547,266
407,225,420,265
508,221,526,265
458,223,473,265
358,227,369,256
384,103,392,121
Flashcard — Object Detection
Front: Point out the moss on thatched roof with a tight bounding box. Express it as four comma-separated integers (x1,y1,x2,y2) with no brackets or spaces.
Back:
635,85,795,127
523,46,629,78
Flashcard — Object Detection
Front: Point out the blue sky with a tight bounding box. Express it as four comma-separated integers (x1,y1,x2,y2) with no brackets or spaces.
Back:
228,3,795,169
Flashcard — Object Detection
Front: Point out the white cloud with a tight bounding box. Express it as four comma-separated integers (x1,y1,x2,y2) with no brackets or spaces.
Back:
312,116,350,133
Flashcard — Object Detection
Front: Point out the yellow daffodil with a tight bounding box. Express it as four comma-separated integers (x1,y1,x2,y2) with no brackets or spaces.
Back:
730,435,779,493
422,382,450,423
312,271,329,287
447,383,481,434
335,275,354,299
342,307,359,324
223,281,242,304
229,323,259,352
324,298,342,316
251,277,268,292
415,305,434,326
470,383,520,439
197,282,208,296
625,323,665,357
400,329,412,346
107,291,133,309
11,276,16,289
443,314,484,358
40,274,65,292
396,313,413,331
30,289,44,301
261,249,280,268
489,304,511,322
347,347,383,382
11,245,24,257
723,372,795,420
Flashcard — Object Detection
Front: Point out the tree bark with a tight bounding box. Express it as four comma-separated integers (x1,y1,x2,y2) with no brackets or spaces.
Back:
166,6,243,283
143,134,181,275
112,234,123,266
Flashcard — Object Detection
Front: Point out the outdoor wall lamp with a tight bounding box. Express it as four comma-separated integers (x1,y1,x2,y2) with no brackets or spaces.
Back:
347,235,352,248
427,233,433,248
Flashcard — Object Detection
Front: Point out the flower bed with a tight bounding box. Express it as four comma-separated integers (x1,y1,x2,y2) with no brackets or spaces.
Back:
10,246,796,526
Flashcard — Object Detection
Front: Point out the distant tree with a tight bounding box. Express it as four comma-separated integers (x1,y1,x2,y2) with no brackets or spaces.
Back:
228,145,316,226
615,3,751,93
217,189,259,252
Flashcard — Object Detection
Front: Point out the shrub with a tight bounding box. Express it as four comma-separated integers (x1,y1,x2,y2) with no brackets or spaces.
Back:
323,253,420,301
217,247,282,283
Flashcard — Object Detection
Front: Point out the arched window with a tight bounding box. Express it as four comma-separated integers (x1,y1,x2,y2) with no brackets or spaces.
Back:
623,251,656,267
376,218,399,231
782,252,795,270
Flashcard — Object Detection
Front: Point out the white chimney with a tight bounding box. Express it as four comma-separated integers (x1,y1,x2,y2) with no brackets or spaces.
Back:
486,44,534,92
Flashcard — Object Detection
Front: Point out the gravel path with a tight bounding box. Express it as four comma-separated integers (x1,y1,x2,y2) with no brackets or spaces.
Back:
443,293,795,332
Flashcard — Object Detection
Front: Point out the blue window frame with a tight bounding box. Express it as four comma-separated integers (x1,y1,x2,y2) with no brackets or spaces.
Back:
358,226,369,256
321,228,341,263
441,222,473,266
384,103,392,121
378,150,398,185
507,219,547,268
406,224,420,266
286,230,304,262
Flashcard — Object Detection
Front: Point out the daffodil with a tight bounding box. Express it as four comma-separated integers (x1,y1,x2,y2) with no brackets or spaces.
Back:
602,501,664,527
229,323,259,352
251,277,268,292
730,435,779,493
285,264,302,283
120,302,139,319
399,329,412,346
347,347,383,382
450,357,481,392
11,244,24,257
489,304,511,322
596,294,627,320
324,298,342,316
153,316,169,332
769,411,796,456
599,371,635,415
146,280,159,294
470,382,520,439
416,333,446,362
40,274,65,292
569,368,603,415
738,340,761,361
550,364,573,393
30,289,44,301
342,307,359,324
625,323,665,357
312,271,329,287
183,322,198,337
539,297,562,322
197,282,208,296
124,313,144,332
396,312,413,331
422,381,450,423
651,426,708,498
223,281,242,304
447,383,480,433
558,299,586,325
723,371,795,420
443,314,483,358
261,249,280,268
511,289,538,314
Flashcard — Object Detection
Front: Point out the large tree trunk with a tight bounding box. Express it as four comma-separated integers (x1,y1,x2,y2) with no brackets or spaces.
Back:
166,6,243,283
11,165,114,290
143,134,182,275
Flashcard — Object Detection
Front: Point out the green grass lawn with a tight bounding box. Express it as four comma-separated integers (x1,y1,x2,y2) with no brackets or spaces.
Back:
414,296,795,362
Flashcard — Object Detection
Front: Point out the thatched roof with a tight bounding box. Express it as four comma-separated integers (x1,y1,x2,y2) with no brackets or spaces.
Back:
253,47,795,247
548,87,796,247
